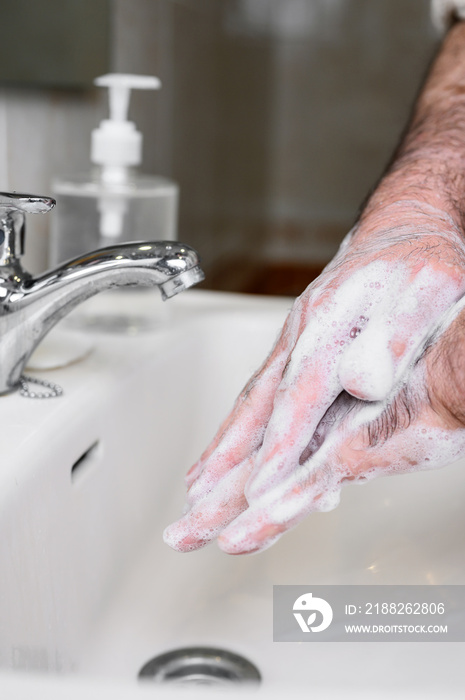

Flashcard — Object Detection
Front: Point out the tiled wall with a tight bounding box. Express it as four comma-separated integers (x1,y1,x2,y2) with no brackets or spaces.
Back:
0,0,439,282
180,0,438,273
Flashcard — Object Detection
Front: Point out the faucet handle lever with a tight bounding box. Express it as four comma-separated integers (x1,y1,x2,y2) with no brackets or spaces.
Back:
0,192,56,265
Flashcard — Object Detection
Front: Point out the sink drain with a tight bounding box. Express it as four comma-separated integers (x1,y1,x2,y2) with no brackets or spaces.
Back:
138,646,261,687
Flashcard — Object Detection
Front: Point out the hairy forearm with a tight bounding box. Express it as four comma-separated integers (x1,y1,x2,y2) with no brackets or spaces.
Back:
361,21,465,229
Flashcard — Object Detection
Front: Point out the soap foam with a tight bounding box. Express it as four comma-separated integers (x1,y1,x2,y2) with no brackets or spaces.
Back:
167,218,465,554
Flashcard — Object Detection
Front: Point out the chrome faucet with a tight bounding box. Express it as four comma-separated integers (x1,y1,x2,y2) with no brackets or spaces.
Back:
0,191,205,395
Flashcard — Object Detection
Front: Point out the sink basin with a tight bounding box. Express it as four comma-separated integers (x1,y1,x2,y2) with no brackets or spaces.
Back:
0,289,464,698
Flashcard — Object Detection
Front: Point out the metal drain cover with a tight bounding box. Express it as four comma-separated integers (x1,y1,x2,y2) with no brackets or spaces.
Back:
138,646,261,687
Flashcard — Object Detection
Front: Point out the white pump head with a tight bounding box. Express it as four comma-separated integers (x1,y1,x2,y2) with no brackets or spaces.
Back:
91,74,161,239
91,73,161,185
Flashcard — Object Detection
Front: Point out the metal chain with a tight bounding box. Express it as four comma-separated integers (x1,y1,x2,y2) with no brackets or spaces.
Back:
19,375,63,399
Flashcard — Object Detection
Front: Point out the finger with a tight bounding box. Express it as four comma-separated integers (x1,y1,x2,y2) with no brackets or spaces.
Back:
218,454,344,555
215,383,403,555
242,261,404,500
164,452,257,552
184,354,280,493
242,317,344,501
171,385,361,553
184,297,306,502
220,334,465,556
339,265,464,401
217,386,387,555
187,261,390,502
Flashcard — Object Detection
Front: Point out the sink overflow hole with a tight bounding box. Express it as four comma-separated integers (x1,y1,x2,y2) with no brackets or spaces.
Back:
71,441,100,483
138,647,261,688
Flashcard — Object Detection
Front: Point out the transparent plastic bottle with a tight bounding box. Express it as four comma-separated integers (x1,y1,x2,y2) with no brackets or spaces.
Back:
50,170,178,265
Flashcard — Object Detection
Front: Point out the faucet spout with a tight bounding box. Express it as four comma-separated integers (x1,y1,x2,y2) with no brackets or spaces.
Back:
0,240,204,395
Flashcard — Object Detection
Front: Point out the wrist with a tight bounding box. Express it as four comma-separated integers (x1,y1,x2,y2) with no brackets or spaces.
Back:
359,166,464,237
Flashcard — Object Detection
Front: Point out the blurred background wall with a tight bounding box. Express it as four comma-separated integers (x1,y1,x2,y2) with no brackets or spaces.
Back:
0,0,438,294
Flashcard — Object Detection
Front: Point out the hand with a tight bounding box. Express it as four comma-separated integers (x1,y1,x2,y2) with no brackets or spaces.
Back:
164,300,465,555
163,200,465,554
164,20,465,555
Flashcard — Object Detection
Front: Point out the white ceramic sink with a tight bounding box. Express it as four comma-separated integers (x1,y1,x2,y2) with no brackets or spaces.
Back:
0,289,464,698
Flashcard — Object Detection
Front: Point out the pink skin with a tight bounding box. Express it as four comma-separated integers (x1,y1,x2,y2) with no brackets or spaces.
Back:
216,338,465,555
164,22,465,555
163,202,465,554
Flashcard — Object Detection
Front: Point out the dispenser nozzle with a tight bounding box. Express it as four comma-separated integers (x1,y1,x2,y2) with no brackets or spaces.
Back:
95,74,161,123
91,74,161,241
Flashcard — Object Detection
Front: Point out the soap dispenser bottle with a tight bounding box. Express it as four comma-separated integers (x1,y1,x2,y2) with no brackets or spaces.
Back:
50,73,179,266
